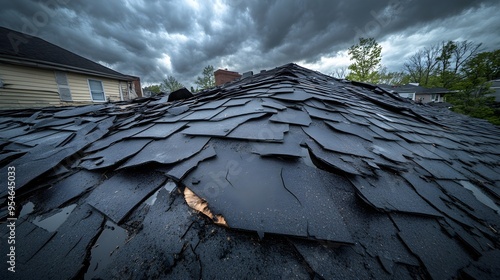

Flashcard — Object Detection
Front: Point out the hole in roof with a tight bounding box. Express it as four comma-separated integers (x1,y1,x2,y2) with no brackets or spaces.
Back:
145,180,177,206
184,187,228,227
460,181,500,215
84,220,128,280
19,201,35,218
32,204,77,232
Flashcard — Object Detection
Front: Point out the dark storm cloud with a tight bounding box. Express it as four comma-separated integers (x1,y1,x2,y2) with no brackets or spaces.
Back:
0,0,499,86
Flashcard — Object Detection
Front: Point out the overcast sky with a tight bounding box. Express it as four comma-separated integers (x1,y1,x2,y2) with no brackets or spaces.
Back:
1,0,499,87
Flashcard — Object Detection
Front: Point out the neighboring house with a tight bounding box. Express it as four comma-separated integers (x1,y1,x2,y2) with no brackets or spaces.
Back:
142,90,155,98
378,83,452,103
0,26,141,109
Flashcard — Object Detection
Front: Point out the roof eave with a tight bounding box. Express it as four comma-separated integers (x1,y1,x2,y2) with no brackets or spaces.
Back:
0,56,134,81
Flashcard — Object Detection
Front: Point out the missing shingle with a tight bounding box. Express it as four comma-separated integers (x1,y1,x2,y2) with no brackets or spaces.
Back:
183,187,228,227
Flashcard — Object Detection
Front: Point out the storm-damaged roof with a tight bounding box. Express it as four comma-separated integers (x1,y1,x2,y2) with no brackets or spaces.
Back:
1,63,499,279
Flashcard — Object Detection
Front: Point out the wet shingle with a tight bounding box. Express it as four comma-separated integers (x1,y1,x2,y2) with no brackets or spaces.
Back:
53,104,106,118
81,139,151,170
182,113,266,137
9,204,103,279
33,170,103,210
392,214,471,280
227,117,289,141
303,121,373,158
269,107,311,126
131,122,187,139
86,170,166,223
304,138,361,175
349,171,441,216
120,133,210,168
270,89,312,101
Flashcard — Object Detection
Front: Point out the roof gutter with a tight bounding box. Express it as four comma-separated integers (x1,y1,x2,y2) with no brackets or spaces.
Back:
0,56,134,81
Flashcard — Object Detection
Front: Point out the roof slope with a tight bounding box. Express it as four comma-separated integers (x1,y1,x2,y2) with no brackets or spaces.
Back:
0,26,132,80
1,63,499,279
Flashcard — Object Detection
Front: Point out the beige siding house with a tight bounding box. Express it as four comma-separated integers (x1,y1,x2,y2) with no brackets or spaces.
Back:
0,27,141,109
377,83,452,104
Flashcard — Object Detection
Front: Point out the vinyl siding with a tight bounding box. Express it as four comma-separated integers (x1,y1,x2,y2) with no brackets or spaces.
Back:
0,63,60,109
0,63,125,109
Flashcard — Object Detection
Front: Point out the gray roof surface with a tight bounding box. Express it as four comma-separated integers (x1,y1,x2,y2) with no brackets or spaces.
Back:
0,63,499,279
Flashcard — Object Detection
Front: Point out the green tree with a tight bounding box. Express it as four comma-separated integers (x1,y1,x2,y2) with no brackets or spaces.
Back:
378,67,409,85
143,84,161,95
447,49,500,125
435,41,458,88
435,40,482,89
161,75,184,93
346,38,382,83
195,65,215,90
447,85,498,123
460,49,500,87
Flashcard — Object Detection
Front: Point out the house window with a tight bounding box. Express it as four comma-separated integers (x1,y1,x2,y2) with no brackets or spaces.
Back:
54,71,72,101
88,79,106,101
431,94,439,102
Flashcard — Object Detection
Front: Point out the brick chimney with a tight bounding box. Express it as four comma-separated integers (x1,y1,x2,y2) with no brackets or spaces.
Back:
214,69,242,86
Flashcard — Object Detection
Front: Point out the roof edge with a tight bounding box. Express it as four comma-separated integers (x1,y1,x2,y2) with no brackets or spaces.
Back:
0,56,134,81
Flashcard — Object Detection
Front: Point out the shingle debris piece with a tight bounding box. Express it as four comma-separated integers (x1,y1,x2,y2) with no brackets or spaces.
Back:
269,107,311,126
81,139,151,170
182,113,266,137
228,117,289,142
120,133,210,168
86,169,166,223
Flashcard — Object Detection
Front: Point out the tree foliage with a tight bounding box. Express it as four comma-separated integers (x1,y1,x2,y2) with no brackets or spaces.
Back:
378,67,409,85
346,38,382,83
447,85,498,124
435,41,482,88
403,40,482,88
446,49,500,125
195,65,215,90
161,75,184,93
460,49,500,87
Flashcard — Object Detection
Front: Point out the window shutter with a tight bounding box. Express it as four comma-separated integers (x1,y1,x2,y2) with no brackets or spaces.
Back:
54,71,72,101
